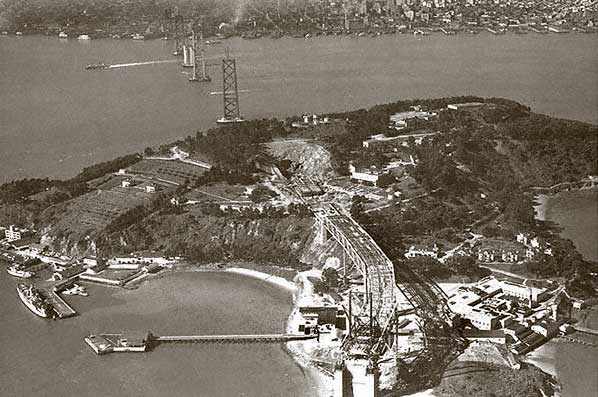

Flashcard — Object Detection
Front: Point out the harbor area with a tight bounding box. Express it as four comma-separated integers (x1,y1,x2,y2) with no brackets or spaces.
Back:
2,244,172,319
85,331,318,355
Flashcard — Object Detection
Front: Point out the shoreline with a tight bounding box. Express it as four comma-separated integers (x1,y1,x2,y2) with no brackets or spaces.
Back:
533,190,598,261
224,267,297,293
2,28,596,41
146,261,334,397
522,342,558,378
226,265,334,397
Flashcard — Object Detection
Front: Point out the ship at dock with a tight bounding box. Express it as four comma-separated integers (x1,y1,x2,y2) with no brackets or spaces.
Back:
16,283,52,318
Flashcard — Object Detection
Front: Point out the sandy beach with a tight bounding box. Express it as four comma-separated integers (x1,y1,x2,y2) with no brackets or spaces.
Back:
226,266,335,397
523,342,558,378
225,267,298,292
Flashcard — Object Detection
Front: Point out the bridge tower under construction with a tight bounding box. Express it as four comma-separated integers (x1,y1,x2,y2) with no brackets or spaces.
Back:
217,50,243,124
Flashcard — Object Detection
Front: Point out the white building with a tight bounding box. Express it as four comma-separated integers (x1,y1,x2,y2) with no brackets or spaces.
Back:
466,308,500,330
404,244,438,259
500,280,549,304
5,225,22,242
348,164,391,187
447,288,500,330
447,102,485,111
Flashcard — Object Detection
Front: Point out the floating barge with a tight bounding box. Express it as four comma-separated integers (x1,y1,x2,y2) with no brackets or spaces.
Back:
85,332,149,355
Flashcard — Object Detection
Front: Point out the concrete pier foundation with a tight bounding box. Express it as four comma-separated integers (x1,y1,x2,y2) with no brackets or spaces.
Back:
344,359,380,397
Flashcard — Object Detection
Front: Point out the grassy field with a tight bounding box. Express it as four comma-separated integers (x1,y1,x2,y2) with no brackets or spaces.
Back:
50,187,153,238
128,159,208,185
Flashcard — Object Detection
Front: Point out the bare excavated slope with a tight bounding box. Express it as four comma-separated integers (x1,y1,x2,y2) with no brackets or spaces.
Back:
267,140,335,180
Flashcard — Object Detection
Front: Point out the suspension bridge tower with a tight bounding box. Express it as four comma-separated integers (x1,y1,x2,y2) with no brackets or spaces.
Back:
217,49,244,124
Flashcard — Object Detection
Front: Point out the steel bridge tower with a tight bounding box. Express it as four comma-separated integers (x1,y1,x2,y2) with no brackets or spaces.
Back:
217,49,243,124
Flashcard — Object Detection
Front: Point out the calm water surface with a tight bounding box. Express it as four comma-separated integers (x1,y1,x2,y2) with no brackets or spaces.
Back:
1,33,598,397
543,191,598,397
0,33,597,182
0,271,318,396
545,191,598,262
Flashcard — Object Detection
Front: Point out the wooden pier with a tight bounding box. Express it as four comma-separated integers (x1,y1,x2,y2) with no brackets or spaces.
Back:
46,289,76,318
85,332,318,355
153,333,317,344
572,325,598,336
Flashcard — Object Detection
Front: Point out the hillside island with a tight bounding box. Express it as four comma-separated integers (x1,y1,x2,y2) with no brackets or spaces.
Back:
1,96,597,396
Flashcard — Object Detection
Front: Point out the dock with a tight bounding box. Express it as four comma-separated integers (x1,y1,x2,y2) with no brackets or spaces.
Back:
572,325,598,336
46,289,76,318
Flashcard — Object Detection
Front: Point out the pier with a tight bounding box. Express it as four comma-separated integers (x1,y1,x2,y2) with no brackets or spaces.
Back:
154,333,317,344
85,331,317,355
572,325,598,336
46,289,76,318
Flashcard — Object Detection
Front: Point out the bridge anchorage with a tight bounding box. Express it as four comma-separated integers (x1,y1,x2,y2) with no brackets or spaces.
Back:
312,203,467,394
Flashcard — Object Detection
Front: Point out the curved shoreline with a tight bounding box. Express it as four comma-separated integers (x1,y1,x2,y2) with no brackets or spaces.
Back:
147,262,333,396
226,266,334,397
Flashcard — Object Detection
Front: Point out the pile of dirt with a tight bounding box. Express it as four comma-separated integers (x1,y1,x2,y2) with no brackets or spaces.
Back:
267,140,335,180
433,361,557,397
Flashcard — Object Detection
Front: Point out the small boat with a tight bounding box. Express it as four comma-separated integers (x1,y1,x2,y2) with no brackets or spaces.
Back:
7,265,33,278
205,39,221,45
58,32,68,39
77,34,90,40
15,31,23,36
62,284,88,296
131,33,144,40
85,62,110,70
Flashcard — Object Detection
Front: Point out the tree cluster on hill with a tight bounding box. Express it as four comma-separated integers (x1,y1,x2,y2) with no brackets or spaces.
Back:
71,153,141,184
497,114,597,186
0,178,57,205
395,256,490,282
160,119,285,182
194,166,258,186
314,267,340,294
365,197,472,239
0,153,141,207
